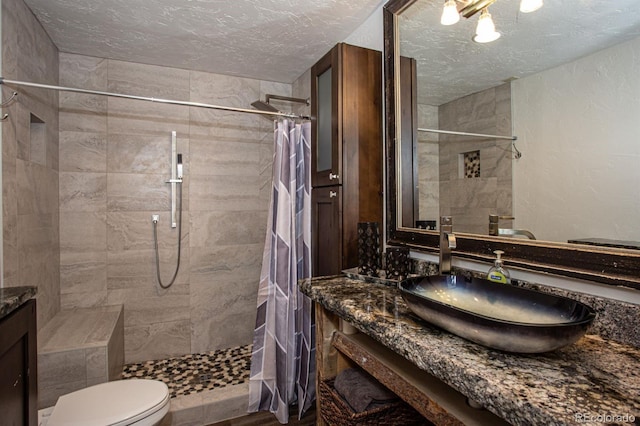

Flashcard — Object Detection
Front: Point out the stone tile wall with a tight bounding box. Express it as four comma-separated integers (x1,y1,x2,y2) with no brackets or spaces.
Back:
2,0,60,329
37,305,124,407
438,83,513,234
58,52,298,362
417,104,439,225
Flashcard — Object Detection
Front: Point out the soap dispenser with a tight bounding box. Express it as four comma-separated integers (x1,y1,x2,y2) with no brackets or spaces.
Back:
487,250,510,284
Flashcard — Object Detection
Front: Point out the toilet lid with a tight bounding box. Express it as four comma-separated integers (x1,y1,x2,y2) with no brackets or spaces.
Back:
47,379,170,426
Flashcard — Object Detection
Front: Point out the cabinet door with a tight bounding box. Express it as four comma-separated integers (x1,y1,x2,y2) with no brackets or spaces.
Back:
311,45,341,187
0,300,37,426
0,337,26,426
312,186,342,276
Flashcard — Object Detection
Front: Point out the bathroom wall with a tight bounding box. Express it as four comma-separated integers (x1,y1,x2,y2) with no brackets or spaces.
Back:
417,104,439,224
513,35,640,243
58,52,293,363
292,69,311,116
1,0,60,328
343,2,384,52
438,83,513,234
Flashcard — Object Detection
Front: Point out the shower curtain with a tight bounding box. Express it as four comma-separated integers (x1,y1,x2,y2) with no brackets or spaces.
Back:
248,119,315,423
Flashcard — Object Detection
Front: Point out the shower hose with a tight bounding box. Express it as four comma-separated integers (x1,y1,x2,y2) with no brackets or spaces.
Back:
152,183,182,289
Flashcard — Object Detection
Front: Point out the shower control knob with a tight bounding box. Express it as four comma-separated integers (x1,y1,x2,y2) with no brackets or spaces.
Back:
329,191,338,198
329,172,340,180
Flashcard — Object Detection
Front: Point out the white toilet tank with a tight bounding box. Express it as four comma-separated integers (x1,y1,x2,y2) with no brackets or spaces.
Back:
47,379,170,426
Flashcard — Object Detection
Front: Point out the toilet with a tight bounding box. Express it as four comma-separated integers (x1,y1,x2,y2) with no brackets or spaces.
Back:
46,379,170,426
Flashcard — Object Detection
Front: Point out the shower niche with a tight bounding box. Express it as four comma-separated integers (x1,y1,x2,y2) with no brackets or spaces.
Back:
29,113,46,166
310,43,383,276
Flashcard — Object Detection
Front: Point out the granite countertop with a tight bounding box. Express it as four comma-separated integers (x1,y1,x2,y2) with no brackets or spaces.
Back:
300,275,640,426
0,286,37,320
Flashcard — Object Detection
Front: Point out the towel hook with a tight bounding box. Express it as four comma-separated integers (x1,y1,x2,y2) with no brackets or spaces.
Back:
1,91,18,107
512,141,522,159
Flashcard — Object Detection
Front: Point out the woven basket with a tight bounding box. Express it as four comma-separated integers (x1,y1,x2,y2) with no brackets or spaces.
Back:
319,377,426,425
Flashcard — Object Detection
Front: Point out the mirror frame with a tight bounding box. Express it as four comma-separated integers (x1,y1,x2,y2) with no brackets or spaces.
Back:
383,0,640,291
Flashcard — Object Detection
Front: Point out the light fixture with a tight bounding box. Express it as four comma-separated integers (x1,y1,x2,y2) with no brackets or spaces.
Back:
440,0,460,25
519,0,543,13
472,8,501,43
440,0,542,43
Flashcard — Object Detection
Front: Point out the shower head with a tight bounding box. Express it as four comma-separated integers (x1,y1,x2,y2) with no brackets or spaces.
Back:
251,95,309,120
251,100,281,121
251,100,280,113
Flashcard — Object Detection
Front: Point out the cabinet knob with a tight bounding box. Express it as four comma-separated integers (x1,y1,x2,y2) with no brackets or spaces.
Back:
329,191,338,198
329,172,340,180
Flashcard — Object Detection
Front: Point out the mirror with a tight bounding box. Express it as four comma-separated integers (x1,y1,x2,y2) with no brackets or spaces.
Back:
383,0,640,289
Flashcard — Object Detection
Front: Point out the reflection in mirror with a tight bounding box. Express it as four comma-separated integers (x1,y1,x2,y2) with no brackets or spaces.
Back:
396,0,640,246
385,0,640,288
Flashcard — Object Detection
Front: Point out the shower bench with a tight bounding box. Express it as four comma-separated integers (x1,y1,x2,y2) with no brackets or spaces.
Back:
37,304,124,408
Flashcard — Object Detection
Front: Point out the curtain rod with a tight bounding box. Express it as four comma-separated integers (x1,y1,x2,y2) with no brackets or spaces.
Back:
418,127,517,141
0,77,309,120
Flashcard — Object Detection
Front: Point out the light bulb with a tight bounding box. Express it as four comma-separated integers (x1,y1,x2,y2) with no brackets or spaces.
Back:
440,0,460,26
520,0,543,13
472,8,501,43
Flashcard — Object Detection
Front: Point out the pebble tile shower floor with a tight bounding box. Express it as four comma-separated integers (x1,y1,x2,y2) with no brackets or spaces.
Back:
122,344,252,398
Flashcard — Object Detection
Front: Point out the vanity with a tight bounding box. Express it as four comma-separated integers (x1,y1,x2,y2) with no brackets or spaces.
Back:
303,0,640,423
0,286,38,426
301,275,640,425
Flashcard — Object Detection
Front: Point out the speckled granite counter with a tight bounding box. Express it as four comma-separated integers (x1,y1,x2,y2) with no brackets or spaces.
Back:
0,286,36,320
300,275,640,426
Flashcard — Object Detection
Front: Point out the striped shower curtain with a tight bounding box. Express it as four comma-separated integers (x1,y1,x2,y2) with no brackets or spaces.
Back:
248,120,315,423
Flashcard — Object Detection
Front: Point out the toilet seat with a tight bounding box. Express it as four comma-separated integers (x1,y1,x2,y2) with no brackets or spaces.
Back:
47,379,170,426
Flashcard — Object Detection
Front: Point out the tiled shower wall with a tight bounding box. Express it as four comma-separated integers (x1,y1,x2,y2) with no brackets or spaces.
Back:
417,104,439,225
58,52,301,363
2,0,61,329
438,83,513,234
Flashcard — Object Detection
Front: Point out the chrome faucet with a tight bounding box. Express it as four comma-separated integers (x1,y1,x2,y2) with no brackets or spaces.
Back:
439,216,457,274
489,214,536,240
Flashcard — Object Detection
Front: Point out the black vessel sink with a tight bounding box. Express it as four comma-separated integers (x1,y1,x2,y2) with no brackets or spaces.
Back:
399,275,596,353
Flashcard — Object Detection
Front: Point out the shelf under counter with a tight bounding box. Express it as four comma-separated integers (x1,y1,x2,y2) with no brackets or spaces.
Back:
302,275,640,426
330,330,508,425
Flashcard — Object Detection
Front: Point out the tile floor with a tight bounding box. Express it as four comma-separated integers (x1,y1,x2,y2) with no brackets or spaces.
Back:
122,344,252,398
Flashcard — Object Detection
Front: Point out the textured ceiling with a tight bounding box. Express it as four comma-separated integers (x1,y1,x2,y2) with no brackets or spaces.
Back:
22,0,640,103
400,0,640,105
23,0,384,84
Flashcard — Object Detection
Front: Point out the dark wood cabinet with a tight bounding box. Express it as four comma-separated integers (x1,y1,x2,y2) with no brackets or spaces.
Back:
0,299,37,426
312,186,342,276
311,43,383,275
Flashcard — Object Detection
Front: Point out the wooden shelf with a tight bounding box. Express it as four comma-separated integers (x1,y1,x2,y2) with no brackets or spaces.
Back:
331,331,509,426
